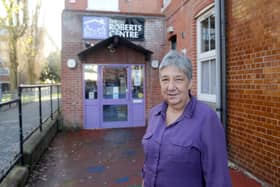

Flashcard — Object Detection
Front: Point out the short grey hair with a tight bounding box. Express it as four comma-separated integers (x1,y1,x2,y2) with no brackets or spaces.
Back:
159,50,192,80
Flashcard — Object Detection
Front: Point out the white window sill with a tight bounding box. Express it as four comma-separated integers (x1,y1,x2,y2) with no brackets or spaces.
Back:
86,8,120,12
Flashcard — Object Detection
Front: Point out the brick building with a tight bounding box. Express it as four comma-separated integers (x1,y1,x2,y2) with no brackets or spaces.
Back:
226,1,280,186
62,0,166,129
61,0,279,186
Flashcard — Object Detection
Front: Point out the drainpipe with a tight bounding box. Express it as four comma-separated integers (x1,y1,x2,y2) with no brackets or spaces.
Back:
215,0,228,140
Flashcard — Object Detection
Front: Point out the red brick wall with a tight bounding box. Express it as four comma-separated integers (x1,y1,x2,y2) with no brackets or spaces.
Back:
61,10,86,128
65,0,87,10
62,10,165,128
227,0,280,186
162,0,214,96
119,0,161,14
162,0,280,185
65,0,161,14
0,75,9,82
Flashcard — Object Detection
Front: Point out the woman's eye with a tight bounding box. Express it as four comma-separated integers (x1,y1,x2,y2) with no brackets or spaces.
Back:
176,79,183,82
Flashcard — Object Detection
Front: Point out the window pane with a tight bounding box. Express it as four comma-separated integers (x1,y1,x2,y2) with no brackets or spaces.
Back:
132,65,144,99
163,0,171,7
210,15,215,50
88,0,119,11
201,61,209,93
201,59,216,95
170,35,177,50
210,59,216,94
201,18,209,52
84,64,98,99
103,105,128,122
103,67,127,99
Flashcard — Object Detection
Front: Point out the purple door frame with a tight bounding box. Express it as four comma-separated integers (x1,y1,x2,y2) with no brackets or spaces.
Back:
100,64,131,128
83,64,145,129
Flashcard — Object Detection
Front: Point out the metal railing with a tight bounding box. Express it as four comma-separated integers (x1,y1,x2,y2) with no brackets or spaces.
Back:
0,84,61,183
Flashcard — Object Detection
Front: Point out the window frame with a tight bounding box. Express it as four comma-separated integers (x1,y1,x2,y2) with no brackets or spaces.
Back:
87,0,119,12
196,7,216,103
0,67,9,76
161,0,172,11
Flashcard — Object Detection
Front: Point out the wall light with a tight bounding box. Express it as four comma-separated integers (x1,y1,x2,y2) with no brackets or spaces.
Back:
67,59,77,69
167,26,174,33
151,60,159,68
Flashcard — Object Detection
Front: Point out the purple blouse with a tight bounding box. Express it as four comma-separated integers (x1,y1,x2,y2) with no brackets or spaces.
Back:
142,96,232,187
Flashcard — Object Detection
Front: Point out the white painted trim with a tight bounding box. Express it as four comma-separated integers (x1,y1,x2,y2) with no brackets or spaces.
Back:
196,7,216,103
198,93,216,103
161,0,172,12
87,0,120,12
195,3,215,19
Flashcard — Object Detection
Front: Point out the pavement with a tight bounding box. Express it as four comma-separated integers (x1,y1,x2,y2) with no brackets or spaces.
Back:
24,127,262,187
0,100,59,180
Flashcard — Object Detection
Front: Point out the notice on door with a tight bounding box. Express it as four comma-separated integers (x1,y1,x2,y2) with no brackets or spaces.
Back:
113,87,119,99
133,69,141,86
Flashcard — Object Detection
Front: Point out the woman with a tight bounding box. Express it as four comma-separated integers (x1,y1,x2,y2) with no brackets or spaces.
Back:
142,50,232,187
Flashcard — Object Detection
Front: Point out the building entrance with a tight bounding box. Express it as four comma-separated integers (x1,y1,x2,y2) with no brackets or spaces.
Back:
83,64,145,129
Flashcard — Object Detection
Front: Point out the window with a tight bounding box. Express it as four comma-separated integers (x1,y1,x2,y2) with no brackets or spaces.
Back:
0,67,9,76
131,65,144,99
88,0,119,11
1,82,10,92
84,64,98,100
163,0,171,8
103,105,128,122
197,7,216,102
201,59,216,94
201,14,215,52
170,35,177,50
103,66,127,99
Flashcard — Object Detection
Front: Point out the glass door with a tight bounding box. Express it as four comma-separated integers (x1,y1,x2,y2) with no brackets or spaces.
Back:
83,64,100,129
100,65,131,128
131,65,145,126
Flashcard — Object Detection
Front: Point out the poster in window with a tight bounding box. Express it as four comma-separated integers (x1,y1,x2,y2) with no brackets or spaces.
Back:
113,86,119,99
133,69,141,86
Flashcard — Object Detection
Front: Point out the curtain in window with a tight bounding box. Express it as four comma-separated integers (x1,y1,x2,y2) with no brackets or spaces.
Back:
201,59,216,95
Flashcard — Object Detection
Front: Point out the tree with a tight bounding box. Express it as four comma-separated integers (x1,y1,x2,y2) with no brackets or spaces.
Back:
24,0,42,84
0,0,29,90
40,51,60,83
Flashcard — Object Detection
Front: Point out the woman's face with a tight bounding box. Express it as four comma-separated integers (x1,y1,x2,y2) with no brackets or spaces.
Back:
159,65,192,108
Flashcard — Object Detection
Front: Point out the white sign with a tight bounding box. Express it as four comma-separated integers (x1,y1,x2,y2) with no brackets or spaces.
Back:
113,86,119,99
133,99,143,103
133,69,141,86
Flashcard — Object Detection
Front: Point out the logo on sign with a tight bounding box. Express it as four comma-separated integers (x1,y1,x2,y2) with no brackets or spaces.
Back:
83,16,145,41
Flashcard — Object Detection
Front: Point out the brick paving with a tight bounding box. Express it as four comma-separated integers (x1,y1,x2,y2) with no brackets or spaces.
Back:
25,127,262,187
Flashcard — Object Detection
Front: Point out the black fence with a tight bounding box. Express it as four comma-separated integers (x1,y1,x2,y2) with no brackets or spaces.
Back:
0,84,61,183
